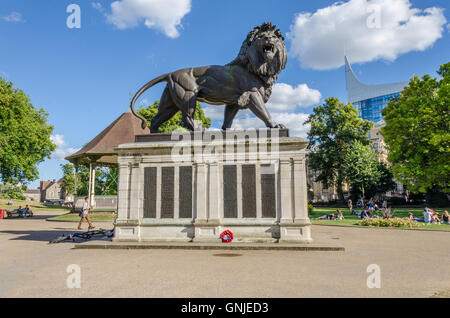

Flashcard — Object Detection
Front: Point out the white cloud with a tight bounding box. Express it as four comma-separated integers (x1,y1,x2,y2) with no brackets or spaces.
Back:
2,12,23,23
50,134,67,148
202,105,224,121
202,83,318,136
201,83,320,123
50,135,79,161
92,2,105,13
288,0,447,70
52,148,80,161
267,83,322,112
233,112,310,138
232,82,316,137
97,0,191,38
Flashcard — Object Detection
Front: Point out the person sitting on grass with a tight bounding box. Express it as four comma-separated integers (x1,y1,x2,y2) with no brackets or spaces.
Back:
336,209,344,220
368,199,375,212
17,206,24,217
357,198,364,208
361,208,370,219
382,199,388,210
442,211,449,225
78,197,95,231
374,202,381,211
23,205,32,218
424,208,440,225
409,212,424,222
431,210,441,225
424,207,433,225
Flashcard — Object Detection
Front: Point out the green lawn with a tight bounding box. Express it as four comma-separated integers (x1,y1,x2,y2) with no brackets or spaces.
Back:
0,199,72,212
432,290,450,298
48,213,116,222
310,207,450,231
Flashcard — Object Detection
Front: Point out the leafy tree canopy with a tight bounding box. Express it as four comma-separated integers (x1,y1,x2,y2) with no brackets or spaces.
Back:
0,183,26,200
60,163,75,195
342,141,395,200
60,163,118,196
137,100,211,133
0,78,55,184
382,63,450,194
304,97,373,198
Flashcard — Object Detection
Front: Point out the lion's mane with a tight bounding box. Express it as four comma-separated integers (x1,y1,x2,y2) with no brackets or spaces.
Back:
229,22,287,90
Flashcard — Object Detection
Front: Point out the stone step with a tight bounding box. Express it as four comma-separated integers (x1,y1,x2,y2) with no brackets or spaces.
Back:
73,242,344,251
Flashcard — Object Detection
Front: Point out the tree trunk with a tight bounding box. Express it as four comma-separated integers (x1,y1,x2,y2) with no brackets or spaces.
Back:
337,179,344,201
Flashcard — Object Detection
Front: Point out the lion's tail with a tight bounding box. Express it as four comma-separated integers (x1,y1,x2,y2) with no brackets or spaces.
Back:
130,73,169,130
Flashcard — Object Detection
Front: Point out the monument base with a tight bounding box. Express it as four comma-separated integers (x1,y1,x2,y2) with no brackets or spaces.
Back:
114,129,312,244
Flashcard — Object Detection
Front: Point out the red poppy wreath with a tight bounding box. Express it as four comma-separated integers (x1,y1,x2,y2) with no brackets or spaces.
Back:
220,230,234,243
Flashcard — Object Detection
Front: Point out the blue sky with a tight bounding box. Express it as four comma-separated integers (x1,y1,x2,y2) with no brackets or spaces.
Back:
1,0,448,188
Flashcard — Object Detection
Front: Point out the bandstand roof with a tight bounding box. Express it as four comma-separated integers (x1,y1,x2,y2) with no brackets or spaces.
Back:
65,109,150,166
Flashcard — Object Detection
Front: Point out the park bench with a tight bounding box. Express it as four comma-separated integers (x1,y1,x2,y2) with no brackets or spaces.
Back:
6,209,34,218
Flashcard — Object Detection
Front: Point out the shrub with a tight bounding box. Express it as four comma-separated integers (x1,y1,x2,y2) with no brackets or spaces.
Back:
308,204,314,214
356,217,421,228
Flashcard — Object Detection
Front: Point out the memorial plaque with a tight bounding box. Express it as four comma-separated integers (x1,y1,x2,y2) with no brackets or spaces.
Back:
179,166,193,218
242,165,256,218
223,165,237,218
160,167,174,219
143,167,157,218
261,165,276,218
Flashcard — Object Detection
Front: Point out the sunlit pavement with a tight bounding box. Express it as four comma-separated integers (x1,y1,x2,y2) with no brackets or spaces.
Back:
0,210,449,298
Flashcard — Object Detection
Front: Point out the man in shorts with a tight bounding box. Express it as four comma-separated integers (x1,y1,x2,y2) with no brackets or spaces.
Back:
78,197,95,230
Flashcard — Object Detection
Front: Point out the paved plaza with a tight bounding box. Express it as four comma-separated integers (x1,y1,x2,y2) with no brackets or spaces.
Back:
0,210,449,298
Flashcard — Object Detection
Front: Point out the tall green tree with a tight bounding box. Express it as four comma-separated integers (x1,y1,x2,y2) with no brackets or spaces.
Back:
99,167,118,195
137,100,211,133
0,78,55,184
304,97,374,199
60,163,76,195
342,141,394,200
61,164,118,196
382,63,450,194
365,162,396,199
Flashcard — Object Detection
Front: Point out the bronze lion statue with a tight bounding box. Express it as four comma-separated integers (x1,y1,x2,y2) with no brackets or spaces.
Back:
130,22,287,133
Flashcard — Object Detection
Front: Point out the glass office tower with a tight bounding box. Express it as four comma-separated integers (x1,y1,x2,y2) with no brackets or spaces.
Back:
345,57,408,123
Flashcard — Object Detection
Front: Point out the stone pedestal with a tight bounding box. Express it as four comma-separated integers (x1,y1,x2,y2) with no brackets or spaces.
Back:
113,129,312,244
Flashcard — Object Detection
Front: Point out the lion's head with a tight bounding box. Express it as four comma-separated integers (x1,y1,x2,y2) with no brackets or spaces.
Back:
230,22,287,87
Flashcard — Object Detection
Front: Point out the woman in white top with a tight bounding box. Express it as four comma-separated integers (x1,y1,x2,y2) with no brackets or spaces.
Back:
78,197,95,230
423,208,432,224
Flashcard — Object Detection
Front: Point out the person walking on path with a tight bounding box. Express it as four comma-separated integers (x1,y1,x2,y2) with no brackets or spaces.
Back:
78,197,95,230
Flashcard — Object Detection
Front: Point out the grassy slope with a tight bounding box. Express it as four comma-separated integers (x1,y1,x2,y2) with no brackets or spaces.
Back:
0,199,71,212
311,207,450,231
48,213,116,222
